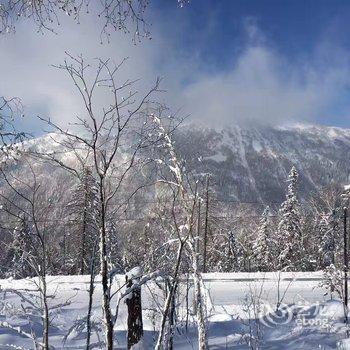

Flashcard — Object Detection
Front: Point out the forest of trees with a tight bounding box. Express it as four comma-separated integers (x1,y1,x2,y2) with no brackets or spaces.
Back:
1,157,346,279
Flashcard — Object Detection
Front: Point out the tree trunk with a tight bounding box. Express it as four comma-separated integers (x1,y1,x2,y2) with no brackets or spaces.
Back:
98,179,114,350
167,280,177,350
203,175,210,273
191,244,208,350
155,241,184,350
126,268,143,349
100,225,114,350
80,207,87,275
41,229,49,350
42,278,49,350
86,242,97,350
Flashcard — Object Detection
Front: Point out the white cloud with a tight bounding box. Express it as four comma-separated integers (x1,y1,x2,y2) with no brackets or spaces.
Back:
180,31,350,126
0,12,164,130
0,12,350,131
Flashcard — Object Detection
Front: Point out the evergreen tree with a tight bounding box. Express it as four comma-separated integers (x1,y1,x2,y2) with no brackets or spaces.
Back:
253,206,272,271
6,215,33,278
318,210,337,268
277,166,302,270
228,230,241,271
67,166,99,274
208,229,239,272
106,220,123,273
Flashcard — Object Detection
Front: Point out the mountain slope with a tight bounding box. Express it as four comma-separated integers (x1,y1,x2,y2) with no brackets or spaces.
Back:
22,123,350,205
176,123,350,203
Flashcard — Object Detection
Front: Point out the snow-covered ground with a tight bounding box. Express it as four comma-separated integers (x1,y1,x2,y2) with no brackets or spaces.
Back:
0,272,349,349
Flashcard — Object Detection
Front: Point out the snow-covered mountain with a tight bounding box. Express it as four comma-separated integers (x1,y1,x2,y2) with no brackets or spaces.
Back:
24,123,350,204
175,123,350,203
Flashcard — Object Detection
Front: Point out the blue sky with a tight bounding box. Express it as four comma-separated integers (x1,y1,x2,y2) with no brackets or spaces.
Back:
157,0,350,67
152,0,350,127
2,0,350,132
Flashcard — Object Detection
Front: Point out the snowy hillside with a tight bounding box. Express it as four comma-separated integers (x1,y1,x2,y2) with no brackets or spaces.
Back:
176,123,350,203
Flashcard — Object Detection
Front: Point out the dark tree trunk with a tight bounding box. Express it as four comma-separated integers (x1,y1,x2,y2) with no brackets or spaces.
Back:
86,241,97,350
126,272,143,349
167,280,177,350
80,210,87,275
99,186,114,350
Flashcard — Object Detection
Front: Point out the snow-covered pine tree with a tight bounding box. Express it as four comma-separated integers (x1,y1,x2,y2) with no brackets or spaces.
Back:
318,209,343,300
318,210,337,269
67,166,99,274
224,230,240,272
277,166,302,270
106,220,125,274
6,215,33,278
253,206,272,272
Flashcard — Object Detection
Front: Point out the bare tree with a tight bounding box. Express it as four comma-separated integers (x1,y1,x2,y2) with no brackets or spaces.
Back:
0,96,25,147
0,157,59,350
125,266,144,349
151,112,208,350
34,52,160,349
0,0,188,40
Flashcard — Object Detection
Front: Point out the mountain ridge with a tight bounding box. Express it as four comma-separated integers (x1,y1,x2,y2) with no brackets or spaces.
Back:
176,122,350,203
23,122,350,204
